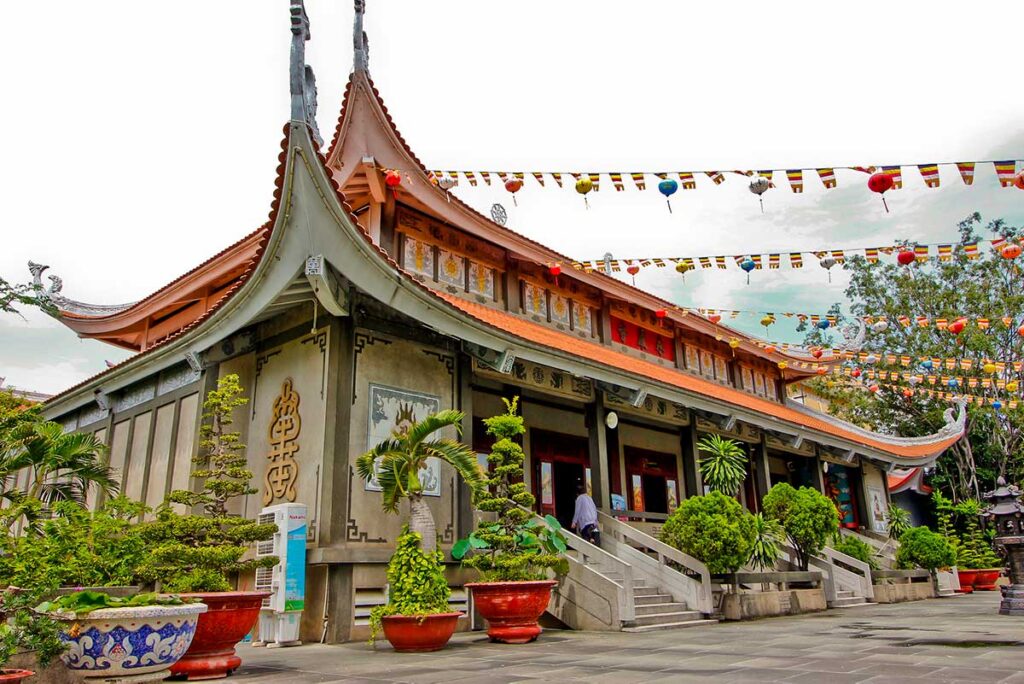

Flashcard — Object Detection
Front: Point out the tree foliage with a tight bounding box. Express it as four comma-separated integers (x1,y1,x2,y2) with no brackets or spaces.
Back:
762,483,838,571
137,374,277,592
696,435,747,496
896,526,956,571
805,214,1024,502
659,491,756,575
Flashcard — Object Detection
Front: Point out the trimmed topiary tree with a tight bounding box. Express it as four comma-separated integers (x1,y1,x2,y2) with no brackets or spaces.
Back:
659,491,756,575
762,483,839,571
896,526,956,571
832,534,879,571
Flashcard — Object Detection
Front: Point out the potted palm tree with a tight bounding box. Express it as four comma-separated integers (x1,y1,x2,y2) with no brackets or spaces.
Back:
452,398,568,644
136,375,276,680
356,408,484,651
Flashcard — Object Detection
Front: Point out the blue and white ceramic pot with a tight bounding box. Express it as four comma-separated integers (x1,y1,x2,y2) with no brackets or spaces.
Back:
52,602,207,682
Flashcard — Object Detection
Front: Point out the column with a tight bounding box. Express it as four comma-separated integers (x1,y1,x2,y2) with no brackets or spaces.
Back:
586,394,611,509
457,353,475,537
680,419,703,499
810,451,827,494
752,434,772,503
318,316,354,546
324,564,354,644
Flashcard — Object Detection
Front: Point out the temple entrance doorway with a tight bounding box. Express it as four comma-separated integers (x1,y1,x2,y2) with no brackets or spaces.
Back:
531,429,590,530
624,447,679,515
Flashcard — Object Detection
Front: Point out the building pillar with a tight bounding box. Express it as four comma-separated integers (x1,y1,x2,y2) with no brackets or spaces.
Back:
752,435,772,504
324,563,354,644
680,419,703,499
809,450,827,495
586,394,611,509
319,315,354,546
457,353,475,537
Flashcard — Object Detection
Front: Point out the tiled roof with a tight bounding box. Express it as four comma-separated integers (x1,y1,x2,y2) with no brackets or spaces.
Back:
888,467,932,494
434,292,961,461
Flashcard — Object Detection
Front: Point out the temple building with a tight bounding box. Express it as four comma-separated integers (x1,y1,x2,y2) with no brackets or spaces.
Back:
32,3,964,641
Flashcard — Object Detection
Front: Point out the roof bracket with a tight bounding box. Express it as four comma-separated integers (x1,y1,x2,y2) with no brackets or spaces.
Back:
93,389,111,412
596,381,648,408
464,342,516,374
306,256,349,316
184,351,205,373
790,434,805,450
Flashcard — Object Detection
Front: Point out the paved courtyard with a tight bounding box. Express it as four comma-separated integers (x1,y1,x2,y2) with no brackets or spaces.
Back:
233,593,1024,683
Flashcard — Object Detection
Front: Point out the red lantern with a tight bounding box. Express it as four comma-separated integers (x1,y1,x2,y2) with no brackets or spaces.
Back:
1017,323,1024,338
626,264,641,285
1001,243,1023,260
707,314,722,324
948,319,966,335
869,384,880,393
1015,171,1024,190
549,265,562,277
655,309,667,319
812,348,823,359
903,389,913,398
384,169,402,198
504,178,523,205
816,367,828,375
764,345,776,354
851,368,862,378
897,249,916,266
868,172,894,213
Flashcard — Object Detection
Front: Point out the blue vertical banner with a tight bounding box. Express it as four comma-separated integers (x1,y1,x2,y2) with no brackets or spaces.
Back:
284,507,307,612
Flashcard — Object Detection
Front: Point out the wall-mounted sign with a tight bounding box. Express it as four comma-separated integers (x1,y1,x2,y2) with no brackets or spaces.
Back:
604,393,690,427
473,358,594,402
695,417,761,443
264,379,302,505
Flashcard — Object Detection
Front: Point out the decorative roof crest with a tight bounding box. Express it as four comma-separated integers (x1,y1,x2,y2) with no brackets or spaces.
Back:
353,0,369,72
27,261,135,317
290,0,323,146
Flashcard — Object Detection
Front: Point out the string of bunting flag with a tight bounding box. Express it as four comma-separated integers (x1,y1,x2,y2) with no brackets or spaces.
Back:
571,235,1024,274
704,312,1024,333
429,160,1022,197
838,379,1019,410
755,343,1024,375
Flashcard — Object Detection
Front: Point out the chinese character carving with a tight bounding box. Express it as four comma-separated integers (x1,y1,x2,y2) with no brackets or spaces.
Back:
264,378,301,505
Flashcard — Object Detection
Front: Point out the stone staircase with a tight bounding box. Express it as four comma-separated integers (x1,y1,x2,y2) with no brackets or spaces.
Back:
598,568,717,632
830,589,869,608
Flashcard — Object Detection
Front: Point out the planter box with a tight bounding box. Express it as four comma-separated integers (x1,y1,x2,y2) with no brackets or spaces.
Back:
719,588,827,621
873,582,934,603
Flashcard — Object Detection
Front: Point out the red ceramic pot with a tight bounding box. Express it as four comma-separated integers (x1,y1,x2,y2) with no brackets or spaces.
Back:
0,670,34,684
973,569,1003,591
957,569,978,593
466,580,557,644
169,591,270,680
381,612,463,652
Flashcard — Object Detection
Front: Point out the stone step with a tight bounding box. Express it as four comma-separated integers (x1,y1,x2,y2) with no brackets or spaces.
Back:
633,610,705,627
836,590,855,598
632,586,663,597
599,573,647,587
634,602,688,616
623,618,718,633
634,593,674,606
830,596,869,608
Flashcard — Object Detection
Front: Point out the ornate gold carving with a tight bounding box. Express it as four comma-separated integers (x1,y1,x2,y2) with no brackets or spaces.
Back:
264,378,301,505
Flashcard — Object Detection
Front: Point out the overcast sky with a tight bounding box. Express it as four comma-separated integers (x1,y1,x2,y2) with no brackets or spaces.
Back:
1,1,1022,394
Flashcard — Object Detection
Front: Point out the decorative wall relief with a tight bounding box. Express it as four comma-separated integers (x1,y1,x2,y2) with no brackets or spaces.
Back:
437,248,465,288
264,378,301,505
365,384,442,497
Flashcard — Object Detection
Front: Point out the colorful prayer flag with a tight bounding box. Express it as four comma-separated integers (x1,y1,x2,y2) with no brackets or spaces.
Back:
937,244,953,261
532,172,545,187
964,242,980,258
679,172,696,189
480,171,491,185
550,172,563,187
464,171,478,187
918,164,940,188
817,168,837,188
956,162,975,185
610,173,624,191
790,253,804,268
995,161,1017,187
715,256,727,269
882,165,903,189
706,171,725,185
588,173,601,191
631,173,645,190
769,253,781,269
786,169,804,193
865,247,880,263
914,245,930,261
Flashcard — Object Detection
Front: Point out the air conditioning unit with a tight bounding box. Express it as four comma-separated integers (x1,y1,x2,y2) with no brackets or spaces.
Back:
252,503,307,648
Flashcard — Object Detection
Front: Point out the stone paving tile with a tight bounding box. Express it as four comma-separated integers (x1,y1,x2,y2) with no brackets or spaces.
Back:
930,668,1021,683
787,671,875,684
854,663,942,678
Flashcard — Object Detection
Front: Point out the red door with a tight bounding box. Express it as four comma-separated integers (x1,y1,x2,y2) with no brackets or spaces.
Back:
624,447,679,515
531,429,589,529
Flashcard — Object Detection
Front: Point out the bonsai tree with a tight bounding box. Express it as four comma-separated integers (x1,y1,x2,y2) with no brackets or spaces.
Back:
696,435,747,496
0,587,65,677
896,526,956,572
356,408,484,553
367,527,451,644
956,502,1002,570
452,398,568,580
762,483,839,571
747,512,783,571
137,374,277,592
659,491,755,575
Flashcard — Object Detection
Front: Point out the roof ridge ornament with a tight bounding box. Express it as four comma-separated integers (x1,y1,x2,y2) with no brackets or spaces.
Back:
290,0,323,146
353,0,369,73
27,261,136,317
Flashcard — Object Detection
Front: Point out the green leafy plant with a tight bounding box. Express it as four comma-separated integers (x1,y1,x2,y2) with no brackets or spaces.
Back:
896,526,956,571
886,505,912,541
36,590,188,617
955,500,1002,569
696,435,747,496
0,497,149,592
659,491,755,575
367,528,451,644
137,374,277,592
831,535,880,571
747,513,783,571
0,587,64,670
356,408,484,553
763,483,839,571
452,398,568,581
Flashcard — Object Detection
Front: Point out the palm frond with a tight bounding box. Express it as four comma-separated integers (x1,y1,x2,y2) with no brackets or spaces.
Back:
402,410,464,450
421,439,485,496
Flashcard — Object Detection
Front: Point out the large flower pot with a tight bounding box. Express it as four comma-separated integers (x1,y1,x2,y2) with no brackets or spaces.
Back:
973,569,1003,591
465,580,557,644
169,591,270,680
53,602,207,682
0,670,34,684
380,612,463,652
957,569,978,593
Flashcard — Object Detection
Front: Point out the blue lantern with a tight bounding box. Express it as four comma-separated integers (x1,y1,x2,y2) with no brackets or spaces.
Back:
816,319,831,330
947,378,958,388
993,400,1003,411
921,359,934,370
740,258,756,284
658,178,678,214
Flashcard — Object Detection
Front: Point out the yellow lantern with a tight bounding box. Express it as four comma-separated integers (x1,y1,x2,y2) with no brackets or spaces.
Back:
983,362,997,374
778,361,788,370
729,338,741,349
1007,381,1019,393
760,315,775,328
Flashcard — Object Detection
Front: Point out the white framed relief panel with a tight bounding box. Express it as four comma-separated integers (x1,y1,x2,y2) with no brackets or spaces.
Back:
365,384,442,497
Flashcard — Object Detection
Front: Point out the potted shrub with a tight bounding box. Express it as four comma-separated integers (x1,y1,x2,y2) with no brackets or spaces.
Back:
355,408,485,651
659,492,756,575
956,504,1003,591
452,398,568,644
0,588,64,683
136,375,277,680
763,483,839,571
37,590,206,682
896,527,957,585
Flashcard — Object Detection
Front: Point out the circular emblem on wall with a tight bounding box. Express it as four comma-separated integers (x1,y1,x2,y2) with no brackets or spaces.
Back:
490,203,507,226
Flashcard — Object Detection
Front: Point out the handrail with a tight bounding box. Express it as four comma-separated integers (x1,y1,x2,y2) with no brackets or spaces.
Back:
525,509,635,623
822,546,875,600
598,512,713,614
